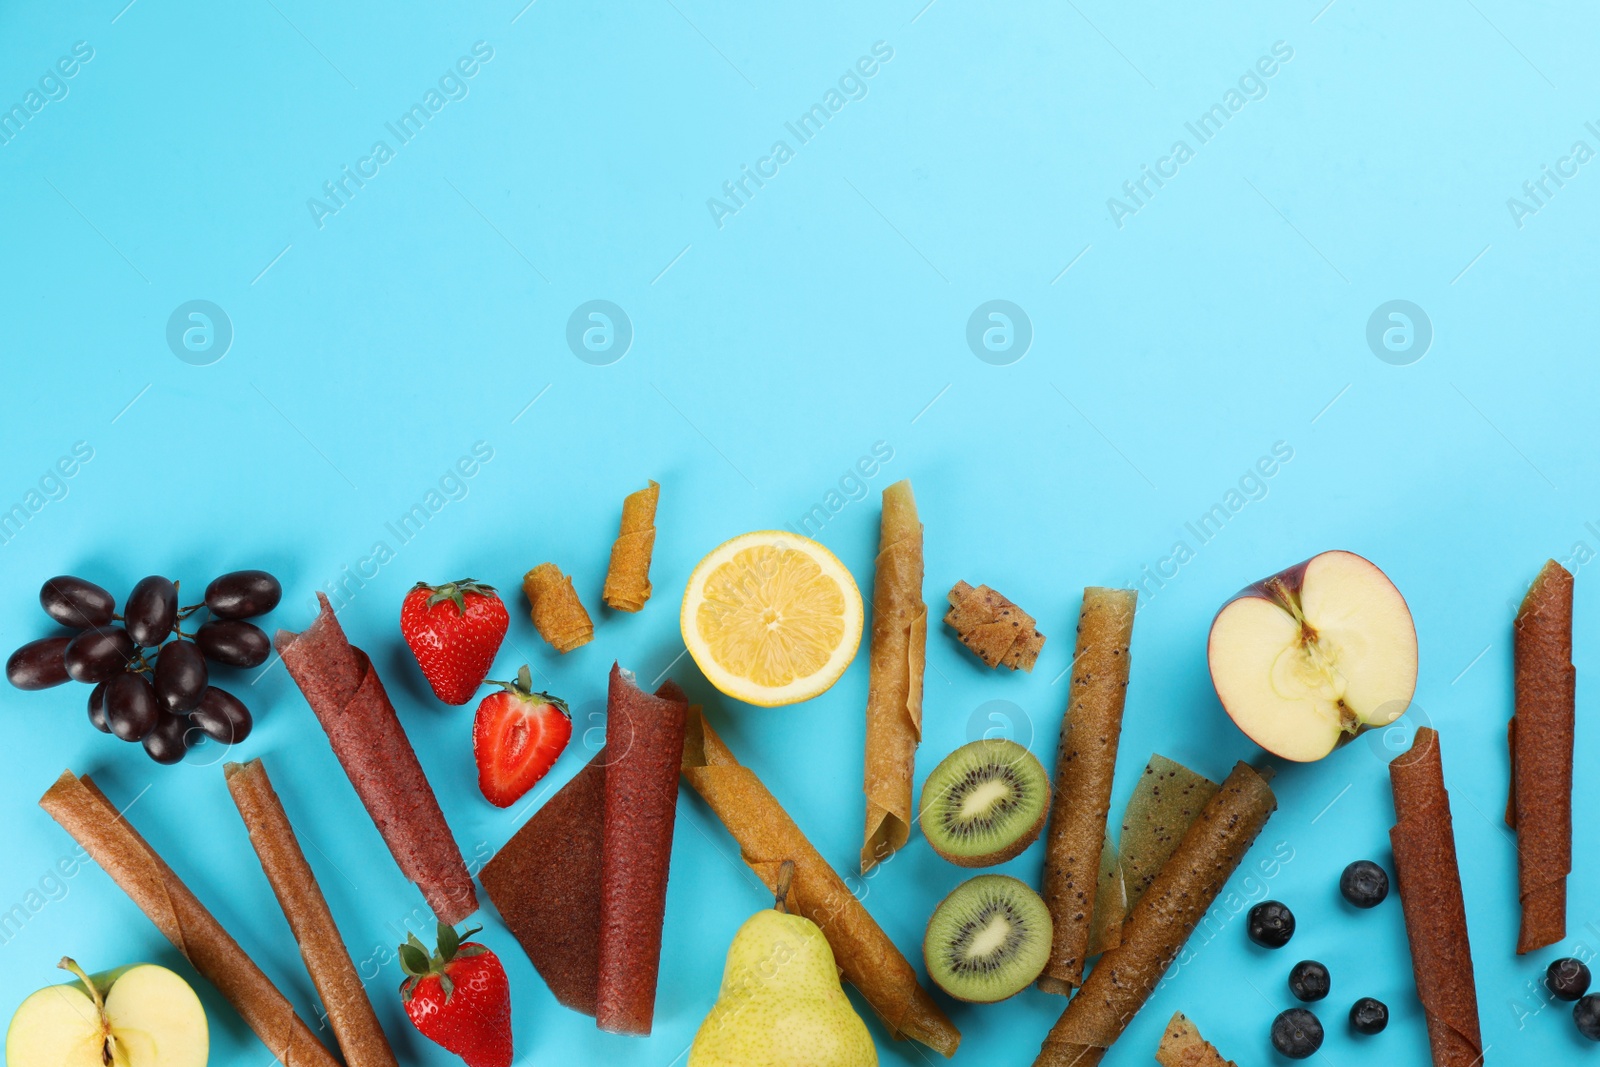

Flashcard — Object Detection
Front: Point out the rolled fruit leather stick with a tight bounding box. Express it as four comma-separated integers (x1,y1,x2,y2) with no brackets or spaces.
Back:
861,479,926,873
1038,586,1136,992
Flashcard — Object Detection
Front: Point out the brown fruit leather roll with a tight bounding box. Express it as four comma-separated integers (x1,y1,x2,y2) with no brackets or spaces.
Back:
602,480,659,612
1033,762,1277,1067
275,594,476,924
40,771,341,1067
862,479,927,873
1508,559,1575,953
1391,727,1485,1067
1039,586,1137,993
225,758,397,1067
480,752,607,1014
682,707,961,1058
595,666,689,1035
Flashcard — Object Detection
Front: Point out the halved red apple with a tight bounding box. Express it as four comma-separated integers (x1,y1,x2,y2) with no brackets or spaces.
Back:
1207,551,1418,762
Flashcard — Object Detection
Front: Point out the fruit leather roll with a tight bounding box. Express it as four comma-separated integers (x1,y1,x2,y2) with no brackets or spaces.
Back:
275,594,476,924
595,665,689,1035
523,562,594,653
1508,560,1575,953
1391,727,1485,1067
40,770,341,1067
861,479,927,873
682,707,961,1058
1039,586,1137,993
1033,762,1277,1067
225,758,397,1067
602,480,659,612
481,752,607,1014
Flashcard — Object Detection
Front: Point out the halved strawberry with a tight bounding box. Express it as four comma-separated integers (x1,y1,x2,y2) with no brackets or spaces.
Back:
472,665,572,807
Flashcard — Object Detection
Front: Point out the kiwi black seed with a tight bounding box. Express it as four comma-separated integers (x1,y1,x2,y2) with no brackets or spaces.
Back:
924,874,1053,1002
918,738,1051,867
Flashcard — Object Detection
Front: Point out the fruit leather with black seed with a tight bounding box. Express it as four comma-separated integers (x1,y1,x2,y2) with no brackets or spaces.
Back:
1033,762,1276,1067
275,593,476,924
1508,559,1575,954
1391,727,1484,1067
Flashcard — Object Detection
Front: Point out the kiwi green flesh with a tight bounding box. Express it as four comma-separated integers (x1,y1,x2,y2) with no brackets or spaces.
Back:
924,874,1052,1002
919,739,1050,866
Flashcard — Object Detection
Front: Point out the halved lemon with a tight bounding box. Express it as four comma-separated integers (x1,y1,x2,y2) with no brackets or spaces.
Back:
681,530,863,706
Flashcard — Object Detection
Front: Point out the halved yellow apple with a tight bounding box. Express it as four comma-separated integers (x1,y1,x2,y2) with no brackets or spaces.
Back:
1207,550,1418,762
6,958,208,1067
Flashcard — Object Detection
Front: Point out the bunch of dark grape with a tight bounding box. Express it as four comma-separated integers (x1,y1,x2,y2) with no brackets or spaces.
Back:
6,570,281,765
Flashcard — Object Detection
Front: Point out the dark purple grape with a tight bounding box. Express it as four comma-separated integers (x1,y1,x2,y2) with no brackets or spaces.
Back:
124,576,178,647
7,636,73,690
104,672,159,741
64,627,137,683
153,640,208,713
40,576,115,628
142,711,191,765
191,686,252,743
87,681,111,733
194,620,271,667
204,570,282,620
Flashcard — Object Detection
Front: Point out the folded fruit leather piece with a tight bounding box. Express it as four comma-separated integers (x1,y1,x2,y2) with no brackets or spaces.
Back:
1039,586,1136,993
480,666,687,1035
40,770,341,1067
682,706,960,1058
1392,727,1484,1067
275,593,476,925
522,562,594,653
1508,559,1575,954
1033,762,1276,1067
1156,1011,1237,1067
944,580,1046,671
226,758,397,1067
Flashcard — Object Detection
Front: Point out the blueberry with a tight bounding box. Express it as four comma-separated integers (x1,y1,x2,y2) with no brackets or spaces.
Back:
1289,960,1331,1002
1575,994,1600,1041
1271,1007,1324,1059
1248,900,1296,949
1349,996,1389,1034
1339,860,1390,908
1548,957,1592,1002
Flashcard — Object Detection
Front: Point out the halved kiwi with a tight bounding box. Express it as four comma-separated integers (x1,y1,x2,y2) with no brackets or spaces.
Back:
918,738,1051,866
924,874,1053,1002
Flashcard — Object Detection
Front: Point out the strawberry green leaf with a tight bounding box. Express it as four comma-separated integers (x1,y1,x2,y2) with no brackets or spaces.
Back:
437,922,459,960
398,943,430,977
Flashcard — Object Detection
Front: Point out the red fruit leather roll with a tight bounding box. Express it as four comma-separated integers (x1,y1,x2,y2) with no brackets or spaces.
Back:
1508,560,1575,954
481,752,607,1014
1390,727,1484,1067
275,593,476,924
595,665,689,1035
479,670,687,1033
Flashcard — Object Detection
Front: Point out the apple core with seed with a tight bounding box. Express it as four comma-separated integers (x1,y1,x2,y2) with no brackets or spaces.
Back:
1207,550,1418,762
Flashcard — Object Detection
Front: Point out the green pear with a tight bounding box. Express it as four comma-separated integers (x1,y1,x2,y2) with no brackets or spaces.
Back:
689,862,876,1067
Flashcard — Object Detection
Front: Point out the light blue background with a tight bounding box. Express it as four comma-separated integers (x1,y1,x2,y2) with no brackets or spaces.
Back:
2,1,1597,1064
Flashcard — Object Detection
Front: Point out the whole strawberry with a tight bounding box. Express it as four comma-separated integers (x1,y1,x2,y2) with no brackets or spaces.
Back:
399,923,512,1067
401,579,508,705
473,665,572,807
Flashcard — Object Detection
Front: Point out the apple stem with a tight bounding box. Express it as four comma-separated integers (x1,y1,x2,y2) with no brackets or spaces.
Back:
773,860,795,914
57,957,115,1067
